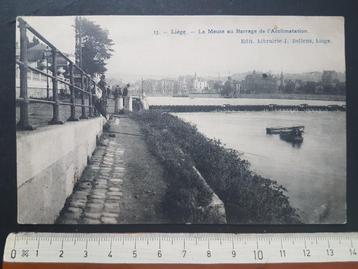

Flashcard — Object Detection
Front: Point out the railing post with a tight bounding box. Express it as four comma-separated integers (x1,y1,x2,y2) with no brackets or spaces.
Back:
68,62,78,121
80,73,87,119
17,19,33,130
88,77,94,117
92,81,98,116
48,48,63,125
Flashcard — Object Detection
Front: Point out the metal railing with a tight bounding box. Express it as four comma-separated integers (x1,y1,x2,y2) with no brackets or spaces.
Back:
16,18,99,130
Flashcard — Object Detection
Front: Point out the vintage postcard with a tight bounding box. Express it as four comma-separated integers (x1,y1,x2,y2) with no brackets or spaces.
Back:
16,16,346,224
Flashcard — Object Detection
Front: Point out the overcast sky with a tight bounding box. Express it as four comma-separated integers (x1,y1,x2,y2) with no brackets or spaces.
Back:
21,16,345,82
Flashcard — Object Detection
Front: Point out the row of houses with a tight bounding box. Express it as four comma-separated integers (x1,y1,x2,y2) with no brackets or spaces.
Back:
136,70,345,97
131,72,281,96
222,70,345,96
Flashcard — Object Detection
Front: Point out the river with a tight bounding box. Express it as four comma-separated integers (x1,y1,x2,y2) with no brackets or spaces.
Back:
147,97,346,224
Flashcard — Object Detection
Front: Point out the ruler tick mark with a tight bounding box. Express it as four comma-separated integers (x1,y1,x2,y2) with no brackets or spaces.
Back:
6,232,358,264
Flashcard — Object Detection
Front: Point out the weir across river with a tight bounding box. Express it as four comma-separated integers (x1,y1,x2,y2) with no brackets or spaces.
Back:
149,103,346,112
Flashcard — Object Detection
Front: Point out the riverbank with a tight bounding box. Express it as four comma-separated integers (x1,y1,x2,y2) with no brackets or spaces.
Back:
176,111,346,224
131,111,301,224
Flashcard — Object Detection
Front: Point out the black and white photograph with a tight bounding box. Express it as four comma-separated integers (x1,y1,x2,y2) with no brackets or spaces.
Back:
16,15,346,225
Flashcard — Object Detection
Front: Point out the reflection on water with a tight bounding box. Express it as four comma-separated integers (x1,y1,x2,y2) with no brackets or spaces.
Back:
176,111,346,224
285,140,303,148
276,137,303,148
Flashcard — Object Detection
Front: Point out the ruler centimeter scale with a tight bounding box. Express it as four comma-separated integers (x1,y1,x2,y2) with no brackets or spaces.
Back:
3,232,358,266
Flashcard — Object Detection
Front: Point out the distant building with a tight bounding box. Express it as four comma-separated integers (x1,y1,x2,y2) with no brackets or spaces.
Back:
241,71,279,94
190,73,208,93
207,80,223,93
173,76,189,96
221,76,241,97
16,42,71,98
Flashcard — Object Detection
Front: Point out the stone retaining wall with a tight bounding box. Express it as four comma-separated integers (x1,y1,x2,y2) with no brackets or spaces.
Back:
17,117,106,224
192,166,227,224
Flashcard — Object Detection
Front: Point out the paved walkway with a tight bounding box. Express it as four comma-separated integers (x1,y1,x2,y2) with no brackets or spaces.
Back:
56,115,171,224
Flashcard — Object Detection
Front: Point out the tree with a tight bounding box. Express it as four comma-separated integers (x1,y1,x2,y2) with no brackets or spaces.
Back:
213,81,223,92
77,17,114,76
221,76,235,97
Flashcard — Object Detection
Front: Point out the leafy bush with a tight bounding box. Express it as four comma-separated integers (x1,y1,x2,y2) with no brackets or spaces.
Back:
132,111,301,224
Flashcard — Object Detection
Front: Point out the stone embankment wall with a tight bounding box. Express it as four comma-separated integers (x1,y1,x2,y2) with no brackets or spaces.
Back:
17,117,106,224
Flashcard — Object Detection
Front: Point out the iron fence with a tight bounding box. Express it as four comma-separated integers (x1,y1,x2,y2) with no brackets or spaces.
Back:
16,17,100,130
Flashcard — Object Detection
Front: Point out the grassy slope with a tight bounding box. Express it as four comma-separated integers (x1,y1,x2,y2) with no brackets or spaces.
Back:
132,111,301,224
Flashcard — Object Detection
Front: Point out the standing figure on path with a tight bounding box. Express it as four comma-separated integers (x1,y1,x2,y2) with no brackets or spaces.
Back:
122,83,131,112
123,83,130,97
114,85,122,97
95,74,108,118
106,86,111,98
114,85,123,114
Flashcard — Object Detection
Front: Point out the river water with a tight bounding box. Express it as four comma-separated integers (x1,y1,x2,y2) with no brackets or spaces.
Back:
147,97,346,224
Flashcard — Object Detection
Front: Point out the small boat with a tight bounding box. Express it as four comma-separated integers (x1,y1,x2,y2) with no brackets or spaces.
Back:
279,129,303,143
266,126,304,134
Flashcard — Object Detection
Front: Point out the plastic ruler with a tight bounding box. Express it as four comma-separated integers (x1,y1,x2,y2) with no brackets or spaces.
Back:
3,232,358,268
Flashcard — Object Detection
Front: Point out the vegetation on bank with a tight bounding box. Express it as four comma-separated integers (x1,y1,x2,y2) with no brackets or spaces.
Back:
131,111,301,224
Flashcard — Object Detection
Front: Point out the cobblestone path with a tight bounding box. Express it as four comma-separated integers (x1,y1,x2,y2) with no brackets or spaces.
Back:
56,115,171,224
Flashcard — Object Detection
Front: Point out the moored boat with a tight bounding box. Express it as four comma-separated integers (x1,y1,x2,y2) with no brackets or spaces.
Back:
266,125,304,134
279,129,304,143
